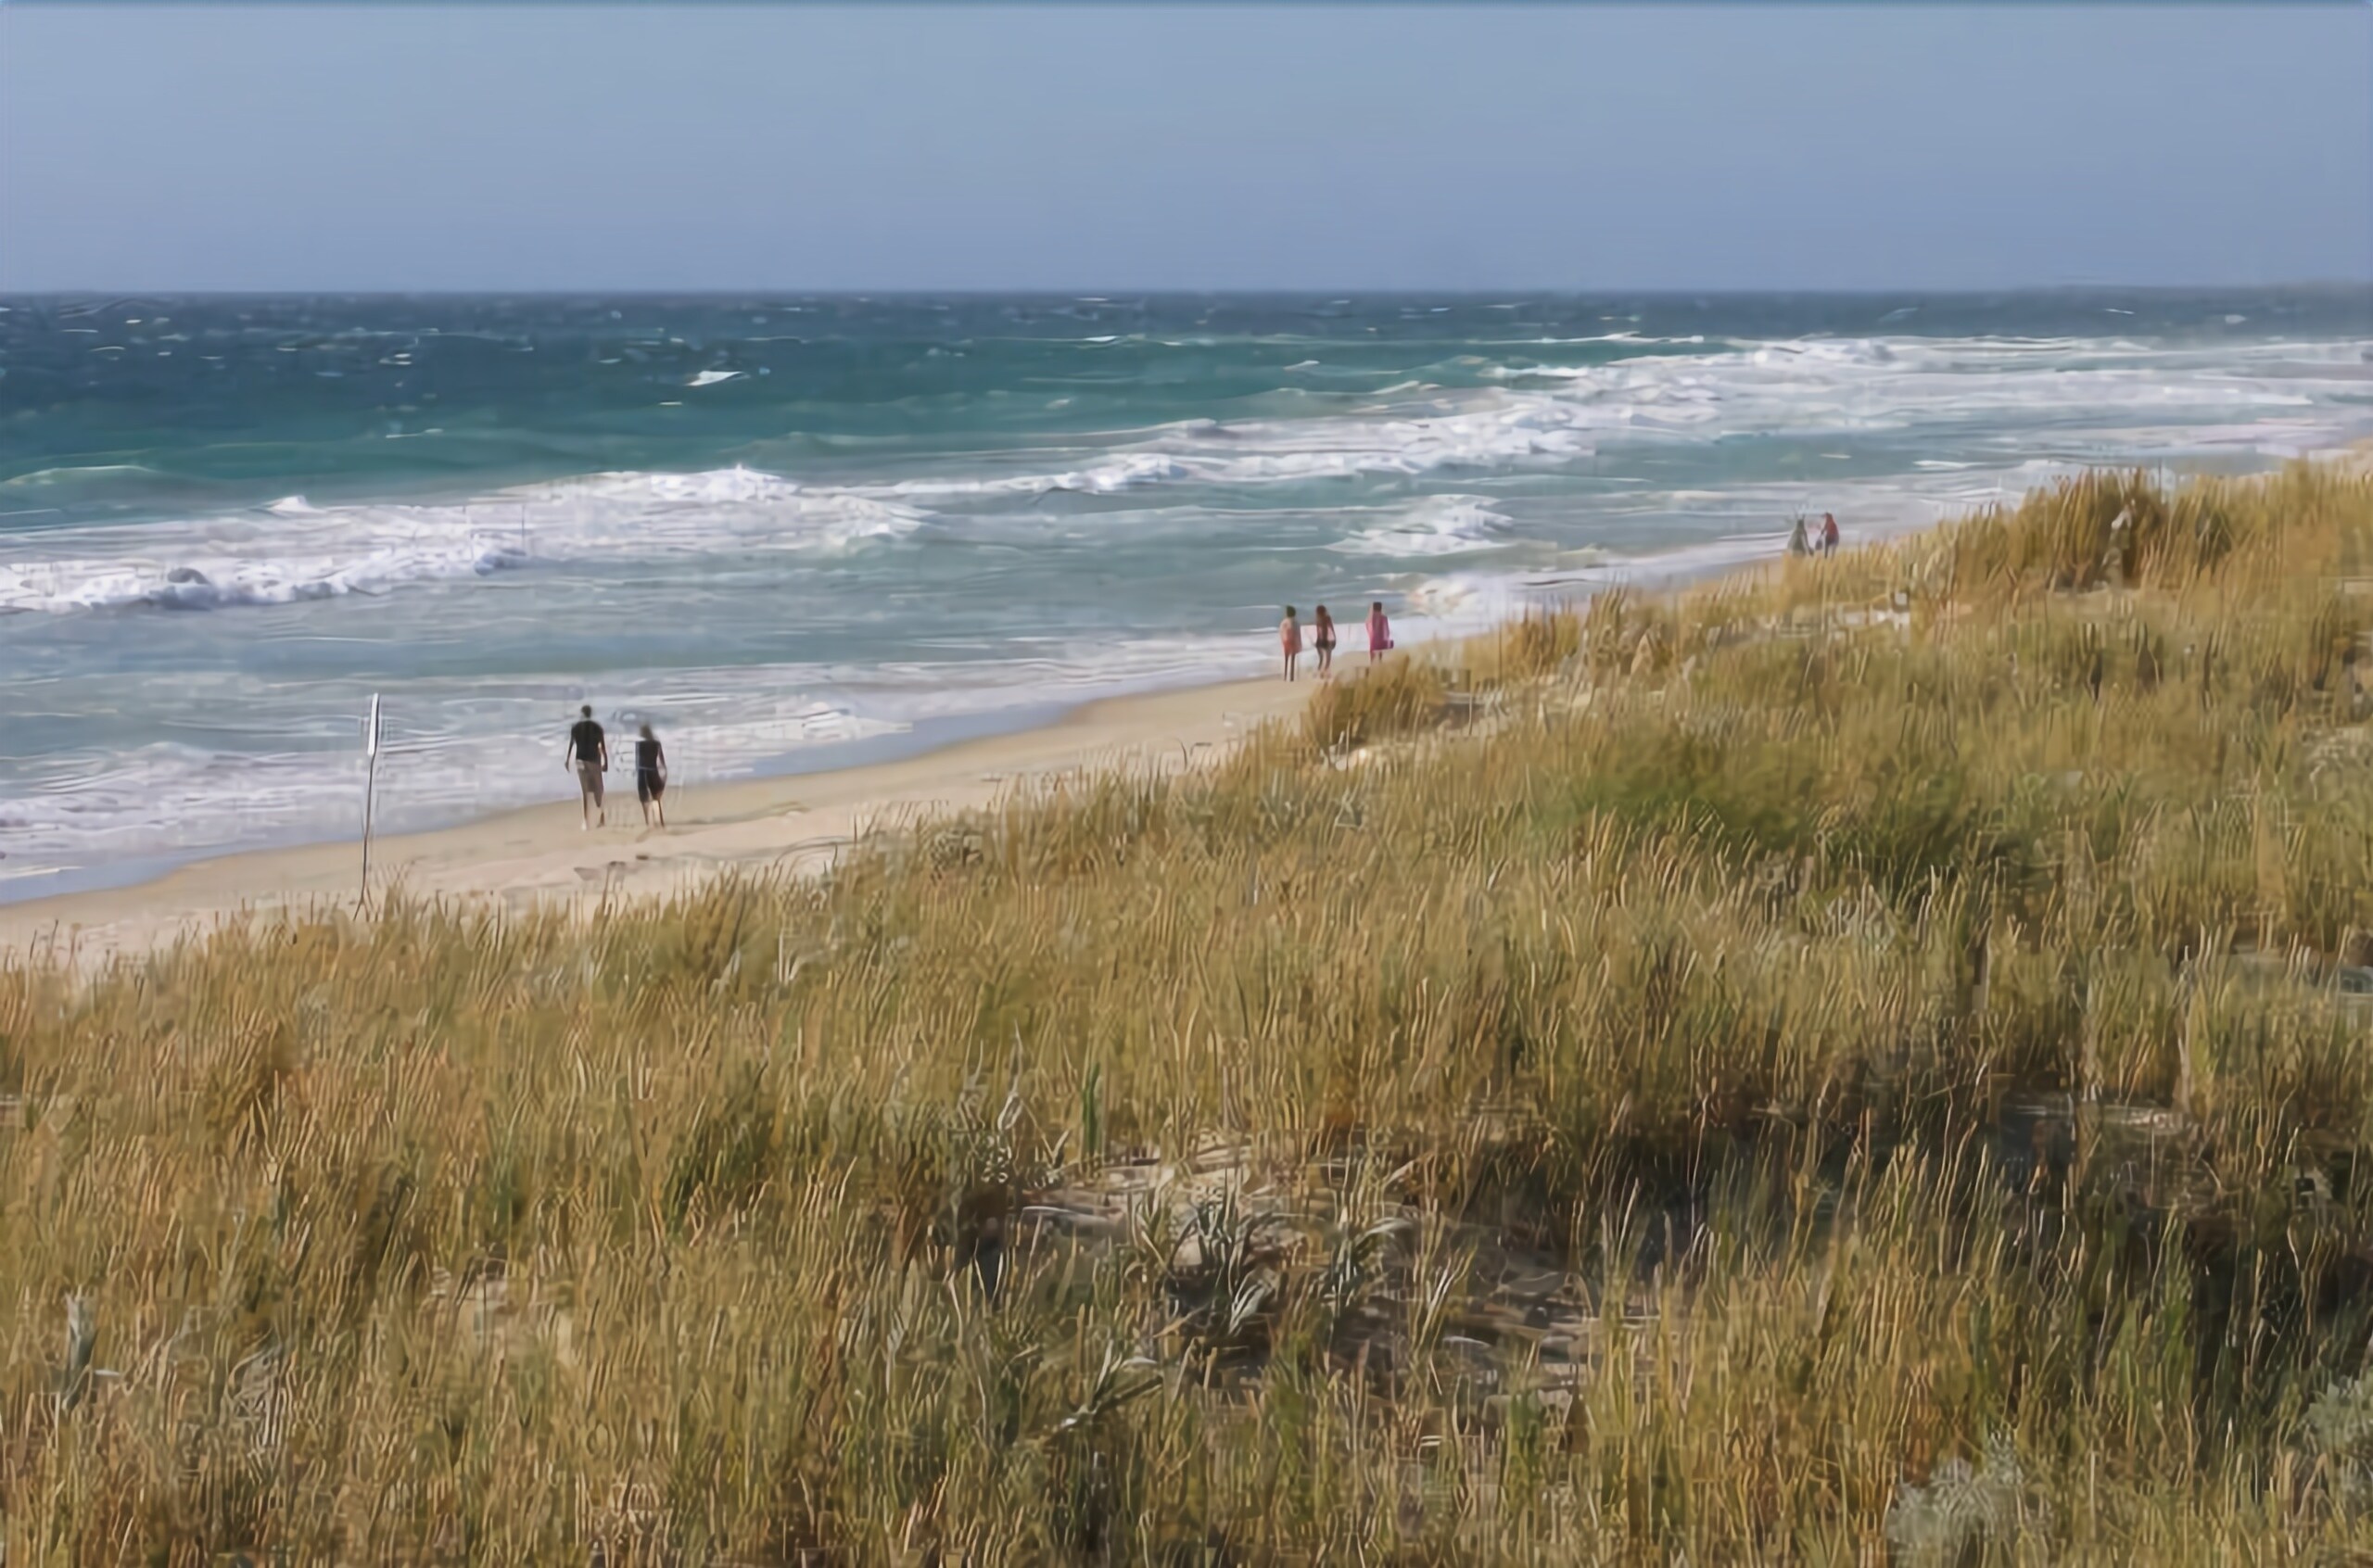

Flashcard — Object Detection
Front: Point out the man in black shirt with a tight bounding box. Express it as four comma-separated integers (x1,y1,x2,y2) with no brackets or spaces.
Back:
566,704,609,829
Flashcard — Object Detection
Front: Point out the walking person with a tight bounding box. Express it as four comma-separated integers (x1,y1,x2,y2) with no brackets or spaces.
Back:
1786,514,1812,558
1365,601,1393,664
1312,604,1338,679
1821,512,1841,556
566,703,609,829
1280,605,1303,681
634,722,669,829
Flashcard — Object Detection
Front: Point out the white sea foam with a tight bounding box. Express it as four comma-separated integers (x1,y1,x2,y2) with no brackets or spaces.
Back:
1,463,162,488
0,467,925,615
1478,333,2372,449
988,334,2372,496
0,528,527,613
857,450,1181,499
867,397,1598,501
1400,570,1529,629
1331,495,1516,557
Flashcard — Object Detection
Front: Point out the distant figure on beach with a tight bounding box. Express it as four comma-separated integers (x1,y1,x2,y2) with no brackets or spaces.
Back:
1312,605,1337,678
1786,515,1812,557
1821,512,1841,556
635,723,668,829
1366,601,1393,663
566,703,609,829
1280,605,1303,681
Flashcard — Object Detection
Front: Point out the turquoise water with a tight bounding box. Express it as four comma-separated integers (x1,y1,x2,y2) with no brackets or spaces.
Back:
3,291,2368,895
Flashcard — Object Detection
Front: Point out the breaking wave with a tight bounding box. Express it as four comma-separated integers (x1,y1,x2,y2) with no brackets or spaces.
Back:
0,468,926,614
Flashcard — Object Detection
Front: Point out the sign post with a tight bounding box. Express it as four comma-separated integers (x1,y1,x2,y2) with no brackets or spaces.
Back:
360,693,382,909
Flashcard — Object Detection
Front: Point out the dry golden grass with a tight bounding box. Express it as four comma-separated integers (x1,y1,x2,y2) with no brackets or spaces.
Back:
8,463,2373,1562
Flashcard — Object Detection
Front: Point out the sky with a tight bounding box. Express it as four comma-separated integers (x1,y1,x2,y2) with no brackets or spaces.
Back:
1,4,2367,294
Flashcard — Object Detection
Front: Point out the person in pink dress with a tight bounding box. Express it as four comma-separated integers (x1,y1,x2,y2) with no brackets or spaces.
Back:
1279,605,1303,681
1365,601,1393,663
1821,512,1840,556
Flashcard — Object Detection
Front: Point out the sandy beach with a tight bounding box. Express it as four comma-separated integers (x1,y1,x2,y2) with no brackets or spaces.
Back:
0,676,1315,970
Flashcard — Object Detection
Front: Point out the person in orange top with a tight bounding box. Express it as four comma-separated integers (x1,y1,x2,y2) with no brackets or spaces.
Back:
1279,605,1303,681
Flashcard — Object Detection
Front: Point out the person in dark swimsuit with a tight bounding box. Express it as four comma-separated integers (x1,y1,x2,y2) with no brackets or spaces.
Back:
1312,604,1338,678
634,723,668,828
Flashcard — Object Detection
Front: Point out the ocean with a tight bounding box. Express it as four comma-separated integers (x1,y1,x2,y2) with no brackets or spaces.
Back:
3,290,2368,898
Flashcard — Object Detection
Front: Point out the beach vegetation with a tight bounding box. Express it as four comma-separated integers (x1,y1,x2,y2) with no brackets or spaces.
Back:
7,462,2373,1561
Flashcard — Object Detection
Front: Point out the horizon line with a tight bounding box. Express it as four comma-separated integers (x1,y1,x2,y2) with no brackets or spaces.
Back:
6,280,2369,300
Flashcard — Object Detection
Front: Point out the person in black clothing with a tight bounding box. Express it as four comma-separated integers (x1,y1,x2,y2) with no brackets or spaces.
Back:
566,703,609,829
634,723,668,829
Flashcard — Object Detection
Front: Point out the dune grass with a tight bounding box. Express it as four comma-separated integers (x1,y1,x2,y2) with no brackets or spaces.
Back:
8,462,2373,1562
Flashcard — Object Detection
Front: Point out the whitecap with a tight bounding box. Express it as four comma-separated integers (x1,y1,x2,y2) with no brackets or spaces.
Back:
2,466,926,616
1,463,160,488
1331,496,1516,558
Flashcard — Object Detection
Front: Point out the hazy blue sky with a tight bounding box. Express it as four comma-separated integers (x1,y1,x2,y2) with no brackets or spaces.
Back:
2,4,2366,292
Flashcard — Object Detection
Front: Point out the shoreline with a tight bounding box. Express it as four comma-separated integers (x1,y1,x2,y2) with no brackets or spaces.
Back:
0,526,1801,969
16,440,2368,972
0,691,1142,909
0,675,1315,971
